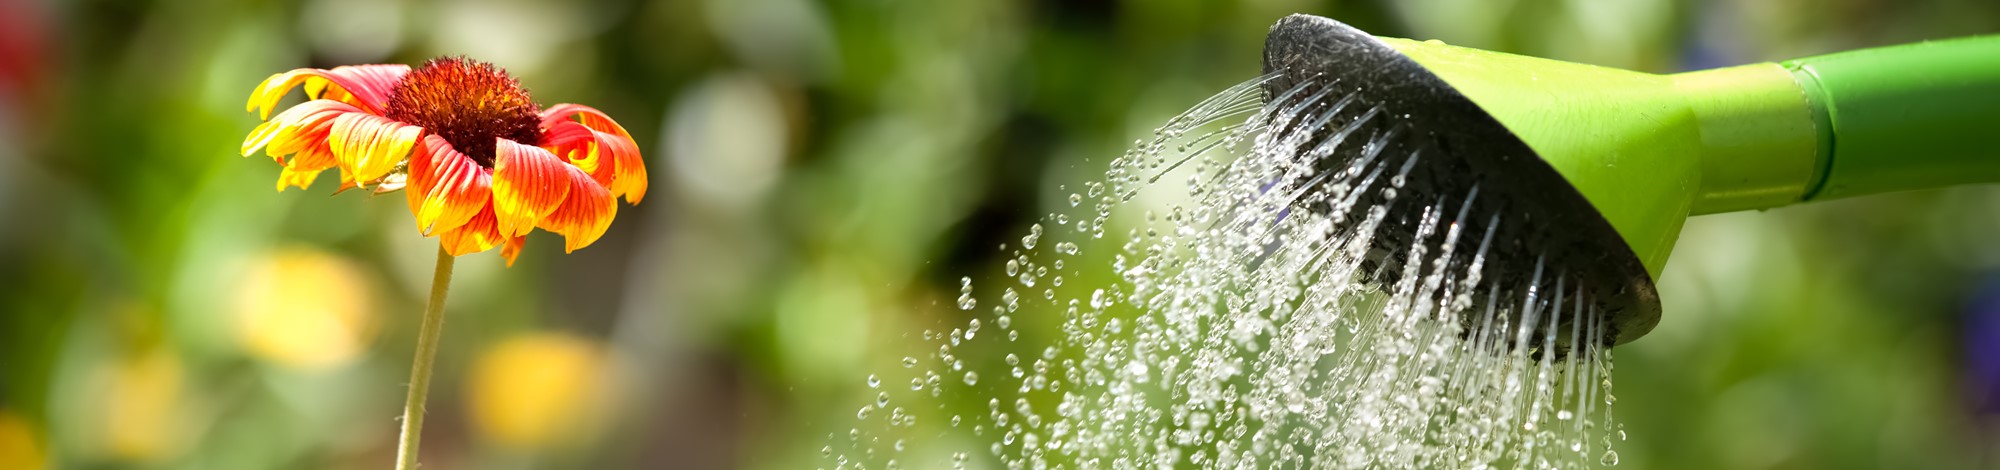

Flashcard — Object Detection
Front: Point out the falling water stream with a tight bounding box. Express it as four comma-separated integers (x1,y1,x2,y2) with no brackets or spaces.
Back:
826,75,1626,469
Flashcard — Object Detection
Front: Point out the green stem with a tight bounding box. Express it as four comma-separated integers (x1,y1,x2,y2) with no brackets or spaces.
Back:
396,247,456,470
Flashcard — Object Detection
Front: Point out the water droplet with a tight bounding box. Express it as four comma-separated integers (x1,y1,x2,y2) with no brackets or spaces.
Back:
1021,224,1043,250
867,375,880,388
964,371,980,385
1600,450,1620,466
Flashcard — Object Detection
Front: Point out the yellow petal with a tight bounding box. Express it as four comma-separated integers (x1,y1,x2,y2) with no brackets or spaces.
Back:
327,113,423,186
240,100,358,158
274,167,323,191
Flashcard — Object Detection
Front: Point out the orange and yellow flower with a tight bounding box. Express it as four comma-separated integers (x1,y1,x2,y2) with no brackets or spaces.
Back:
241,57,646,265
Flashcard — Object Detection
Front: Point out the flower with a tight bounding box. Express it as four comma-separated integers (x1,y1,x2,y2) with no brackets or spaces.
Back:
465,332,610,450
97,345,184,461
234,246,376,370
241,57,646,265
0,410,48,470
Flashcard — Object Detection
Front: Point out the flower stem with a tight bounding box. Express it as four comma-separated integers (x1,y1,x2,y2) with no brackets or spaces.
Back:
396,247,456,470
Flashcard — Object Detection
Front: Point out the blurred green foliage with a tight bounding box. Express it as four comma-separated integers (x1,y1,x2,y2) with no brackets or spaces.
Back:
1,0,1997,468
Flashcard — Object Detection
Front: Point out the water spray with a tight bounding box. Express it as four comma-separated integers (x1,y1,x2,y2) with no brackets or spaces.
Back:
829,14,2000,470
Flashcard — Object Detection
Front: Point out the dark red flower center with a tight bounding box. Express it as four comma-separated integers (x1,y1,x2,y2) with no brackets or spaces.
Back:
384,57,542,168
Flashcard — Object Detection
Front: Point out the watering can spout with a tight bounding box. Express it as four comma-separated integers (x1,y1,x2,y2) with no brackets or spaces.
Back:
1270,13,2000,279
1263,13,2000,345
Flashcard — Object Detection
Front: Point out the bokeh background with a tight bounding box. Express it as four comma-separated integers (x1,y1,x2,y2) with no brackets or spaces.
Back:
2,0,1999,468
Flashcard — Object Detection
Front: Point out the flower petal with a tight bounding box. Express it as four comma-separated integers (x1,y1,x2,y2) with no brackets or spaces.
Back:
540,120,597,167
594,128,647,204
275,144,340,191
536,165,617,253
247,64,409,120
501,235,527,267
540,120,613,184
491,139,572,238
242,100,361,158
405,135,492,235
241,100,371,191
540,104,633,139
438,206,503,257
327,112,424,186
541,104,647,204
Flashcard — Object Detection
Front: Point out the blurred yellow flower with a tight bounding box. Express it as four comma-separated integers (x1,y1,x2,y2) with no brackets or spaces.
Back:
0,411,47,470
233,246,375,370
465,332,610,450
99,347,183,462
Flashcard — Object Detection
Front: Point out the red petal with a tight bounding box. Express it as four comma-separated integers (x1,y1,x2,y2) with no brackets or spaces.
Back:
438,206,503,256
540,104,632,139
541,104,647,204
490,139,572,238
598,128,647,204
327,112,424,185
247,64,409,119
541,120,598,150
540,120,598,171
536,165,617,253
405,135,492,235
540,120,612,184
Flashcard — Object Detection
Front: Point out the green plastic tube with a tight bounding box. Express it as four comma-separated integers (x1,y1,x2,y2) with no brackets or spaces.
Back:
1385,34,2000,278
1674,63,1821,214
1786,35,2000,201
